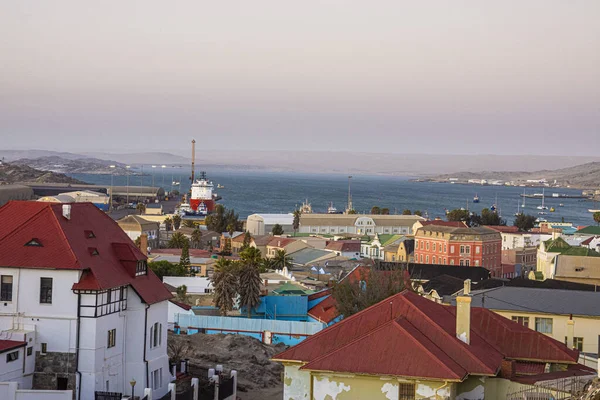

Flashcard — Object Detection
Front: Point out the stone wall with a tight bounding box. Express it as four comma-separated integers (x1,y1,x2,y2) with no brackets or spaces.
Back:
32,351,77,395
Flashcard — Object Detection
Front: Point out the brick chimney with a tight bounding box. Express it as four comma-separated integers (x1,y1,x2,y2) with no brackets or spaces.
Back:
139,234,148,256
499,360,516,379
456,279,471,344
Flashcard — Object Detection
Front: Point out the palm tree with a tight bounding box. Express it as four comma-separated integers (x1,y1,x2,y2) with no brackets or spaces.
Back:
136,203,146,215
273,249,293,270
191,228,202,249
238,247,263,317
168,232,188,249
261,257,274,273
163,217,173,231
211,258,238,316
292,209,302,236
172,214,182,230
594,212,600,226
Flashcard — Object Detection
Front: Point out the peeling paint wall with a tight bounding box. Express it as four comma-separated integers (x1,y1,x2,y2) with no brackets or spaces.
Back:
283,364,311,400
457,376,535,400
416,382,453,400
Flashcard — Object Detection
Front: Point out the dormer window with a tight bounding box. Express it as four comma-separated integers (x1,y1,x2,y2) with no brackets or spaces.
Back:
136,260,147,276
25,239,42,247
89,248,100,256
85,230,96,239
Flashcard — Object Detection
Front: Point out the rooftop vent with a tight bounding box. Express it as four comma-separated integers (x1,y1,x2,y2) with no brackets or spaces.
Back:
62,204,71,220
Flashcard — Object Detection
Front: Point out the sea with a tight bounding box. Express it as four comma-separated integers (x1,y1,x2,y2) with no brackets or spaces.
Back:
68,168,597,227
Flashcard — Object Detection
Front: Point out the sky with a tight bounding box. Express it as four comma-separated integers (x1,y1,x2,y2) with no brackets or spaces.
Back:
1,1,599,156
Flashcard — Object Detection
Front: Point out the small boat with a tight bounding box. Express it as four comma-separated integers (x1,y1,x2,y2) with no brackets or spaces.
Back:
536,188,548,210
473,194,480,203
327,202,341,214
538,211,548,215
217,184,225,189
589,209,600,213
559,203,564,207
549,207,555,212
536,217,547,223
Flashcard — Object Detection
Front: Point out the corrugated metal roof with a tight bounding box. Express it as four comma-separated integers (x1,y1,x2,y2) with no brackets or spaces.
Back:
289,248,332,265
275,291,579,379
465,286,600,317
0,201,172,305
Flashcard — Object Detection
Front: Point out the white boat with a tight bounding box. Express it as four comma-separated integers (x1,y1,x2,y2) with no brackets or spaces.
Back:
536,189,548,210
521,189,526,208
217,184,225,189
535,217,547,223
327,202,339,214
589,209,600,213
538,211,548,215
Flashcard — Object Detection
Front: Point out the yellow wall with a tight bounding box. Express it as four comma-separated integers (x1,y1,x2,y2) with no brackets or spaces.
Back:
492,310,600,354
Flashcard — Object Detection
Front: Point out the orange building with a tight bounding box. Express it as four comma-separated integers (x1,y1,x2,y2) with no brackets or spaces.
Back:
414,225,502,276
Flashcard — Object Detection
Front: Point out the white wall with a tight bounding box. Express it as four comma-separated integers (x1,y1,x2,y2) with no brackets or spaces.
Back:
163,277,212,295
167,302,194,327
0,383,72,400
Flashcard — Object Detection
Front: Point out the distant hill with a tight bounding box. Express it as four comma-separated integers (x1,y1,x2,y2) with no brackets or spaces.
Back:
0,162,87,184
0,149,89,162
428,162,600,188
13,156,129,175
81,151,190,165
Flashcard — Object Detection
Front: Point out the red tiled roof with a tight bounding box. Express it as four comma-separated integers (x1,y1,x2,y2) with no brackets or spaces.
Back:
325,240,361,253
307,289,331,301
484,225,521,233
275,291,579,380
169,299,192,311
308,295,339,324
0,201,172,305
421,220,467,228
0,340,26,353
267,237,297,248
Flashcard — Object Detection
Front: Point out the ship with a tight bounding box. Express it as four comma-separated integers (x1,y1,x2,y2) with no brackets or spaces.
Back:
187,139,219,214
473,194,480,203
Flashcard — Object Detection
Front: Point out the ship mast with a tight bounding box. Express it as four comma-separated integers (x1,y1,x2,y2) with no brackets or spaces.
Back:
191,139,196,183
346,175,353,213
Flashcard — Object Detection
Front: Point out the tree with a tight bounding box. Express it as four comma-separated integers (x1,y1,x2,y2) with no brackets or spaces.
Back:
172,214,182,230
347,209,357,214
370,206,381,215
514,214,537,232
163,217,173,232
381,208,390,215
241,231,252,251
175,285,190,303
211,258,238,316
238,247,263,317
179,240,191,271
292,209,302,236
136,203,146,215
261,257,274,273
273,249,293,270
149,260,188,280
402,209,412,215
446,209,470,223
182,220,196,228
168,232,189,249
272,224,284,235
480,208,506,226
205,205,243,233
191,228,202,249
594,212,600,226
221,238,232,256
414,210,422,216
332,267,409,318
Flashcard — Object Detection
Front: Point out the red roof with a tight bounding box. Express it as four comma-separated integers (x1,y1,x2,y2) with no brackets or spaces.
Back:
325,240,361,253
484,225,521,233
0,340,26,353
0,201,172,305
421,220,467,228
308,295,339,324
169,299,192,311
267,237,297,248
307,289,331,302
275,291,578,380
152,249,212,258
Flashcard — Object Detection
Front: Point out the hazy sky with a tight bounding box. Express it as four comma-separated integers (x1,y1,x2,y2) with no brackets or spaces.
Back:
1,1,599,156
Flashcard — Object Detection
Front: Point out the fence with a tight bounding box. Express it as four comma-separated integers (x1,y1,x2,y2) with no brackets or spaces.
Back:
0,383,72,400
175,313,323,345
507,375,595,400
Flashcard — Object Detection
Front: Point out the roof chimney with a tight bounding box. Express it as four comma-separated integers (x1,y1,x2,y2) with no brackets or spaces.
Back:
62,204,71,220
139,234,148,256
456,279,471,344
566,315,574,349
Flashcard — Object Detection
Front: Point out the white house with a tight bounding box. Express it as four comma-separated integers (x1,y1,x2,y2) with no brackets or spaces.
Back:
0,201,173,400
246,213,294,236
167,300,194,330
163,276,213,295
299,214,424,236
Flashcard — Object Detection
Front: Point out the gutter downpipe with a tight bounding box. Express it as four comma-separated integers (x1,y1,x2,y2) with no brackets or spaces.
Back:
76,293,82,400
434,381,449,400
144,303,150,389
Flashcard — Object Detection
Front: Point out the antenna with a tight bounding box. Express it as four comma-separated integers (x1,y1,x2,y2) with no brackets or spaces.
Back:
191,139,196,183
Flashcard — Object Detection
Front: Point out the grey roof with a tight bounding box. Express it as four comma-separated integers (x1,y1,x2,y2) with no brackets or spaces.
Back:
289,248,333,265
457,286,600,317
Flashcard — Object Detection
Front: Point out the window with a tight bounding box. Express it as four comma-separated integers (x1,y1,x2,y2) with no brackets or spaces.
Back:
460,245,465,254
450,245,455,254
399,383,415,400
512,316,529,327
27,347,33,356
432,243,436,252
136,261,147,276
426,242,429,250
476,246,480,254
535,317,553,334
459,260,464,266
40,278,53,304
465,260,470,266
444,244,447,253
425,255,429,264
465,246,470,254
152,368,163,390
450,259,455,265
107,329,116,348
151,322,162,348
25,238,43,247
6,351,19,362
420,254,423,263
573,337,584,351
475,260,480,266
1,275,13,301
41,343,47,354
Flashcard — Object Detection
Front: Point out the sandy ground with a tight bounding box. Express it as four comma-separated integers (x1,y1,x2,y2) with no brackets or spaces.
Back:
237,386,283,400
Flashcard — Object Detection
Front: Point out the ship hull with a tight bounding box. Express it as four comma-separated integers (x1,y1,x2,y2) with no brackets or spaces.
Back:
190,198,215,212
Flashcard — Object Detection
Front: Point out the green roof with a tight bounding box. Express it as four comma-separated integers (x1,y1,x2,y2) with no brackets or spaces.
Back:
562,247,600,257
576,226,600,235
368,234,405,247
272,282,313,296
544,237,600,257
